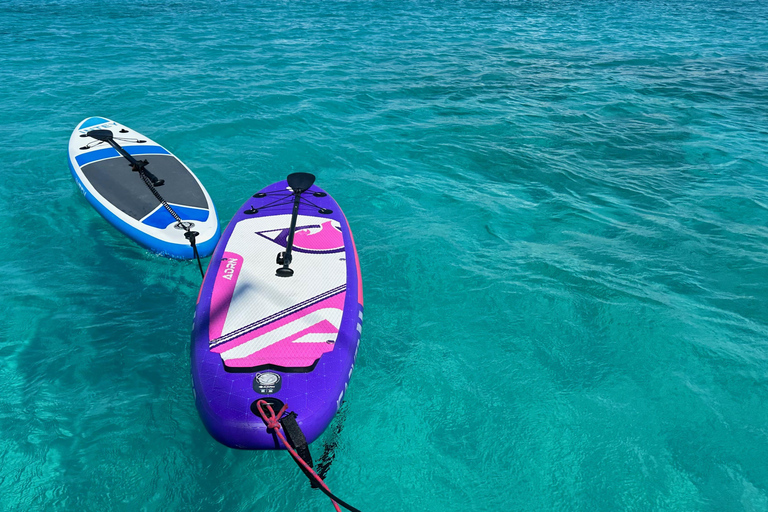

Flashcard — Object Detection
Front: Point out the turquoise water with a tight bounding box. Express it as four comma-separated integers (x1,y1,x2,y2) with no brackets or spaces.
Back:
2,0,768,510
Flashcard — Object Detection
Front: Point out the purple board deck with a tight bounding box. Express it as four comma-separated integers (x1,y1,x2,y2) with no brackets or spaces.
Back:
191,178,363,449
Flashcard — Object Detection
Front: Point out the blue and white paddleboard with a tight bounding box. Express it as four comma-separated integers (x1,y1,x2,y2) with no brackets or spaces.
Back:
68,117,220,259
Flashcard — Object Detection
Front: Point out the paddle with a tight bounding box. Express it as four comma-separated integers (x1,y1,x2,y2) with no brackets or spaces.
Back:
86,129,165,187
276,172,316,277
287,172,316,193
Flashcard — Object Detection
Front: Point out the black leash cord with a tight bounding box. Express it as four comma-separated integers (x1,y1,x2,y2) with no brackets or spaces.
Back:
137,168,205,278
185,230,205,278
137,166,183,224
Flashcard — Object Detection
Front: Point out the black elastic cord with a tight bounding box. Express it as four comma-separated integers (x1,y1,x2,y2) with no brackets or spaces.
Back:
247,191,327,214
252,193,296,211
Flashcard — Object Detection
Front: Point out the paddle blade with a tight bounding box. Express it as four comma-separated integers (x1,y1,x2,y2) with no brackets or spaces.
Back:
87,129,114,141
287,172,316,193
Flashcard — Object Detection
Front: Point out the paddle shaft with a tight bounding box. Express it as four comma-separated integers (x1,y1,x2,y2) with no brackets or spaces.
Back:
276,173,316,277
104,138,164,186
280,191,303,269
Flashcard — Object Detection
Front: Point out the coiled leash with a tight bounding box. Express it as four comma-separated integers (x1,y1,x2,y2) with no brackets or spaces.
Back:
136,169,204,278
255,400,360,512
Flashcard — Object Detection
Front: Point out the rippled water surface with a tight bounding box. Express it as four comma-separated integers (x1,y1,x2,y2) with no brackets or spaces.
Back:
1,1,768,510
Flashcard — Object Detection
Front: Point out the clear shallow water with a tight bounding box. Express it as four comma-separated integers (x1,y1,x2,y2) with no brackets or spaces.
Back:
1,0,768,510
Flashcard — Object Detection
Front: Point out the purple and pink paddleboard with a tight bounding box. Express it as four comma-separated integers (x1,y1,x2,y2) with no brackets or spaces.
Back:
191,175,363,449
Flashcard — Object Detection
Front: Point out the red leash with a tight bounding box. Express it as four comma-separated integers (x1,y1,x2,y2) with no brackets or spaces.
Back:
256,400,358,512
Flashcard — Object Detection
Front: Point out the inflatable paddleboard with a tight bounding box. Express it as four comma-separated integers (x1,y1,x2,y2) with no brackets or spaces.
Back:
191,174,363,449
68,117,220,259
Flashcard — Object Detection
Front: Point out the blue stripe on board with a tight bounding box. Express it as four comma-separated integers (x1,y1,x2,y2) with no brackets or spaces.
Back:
67,159,218,259
75,145,170,167
77,117,110,130
141,204,211,229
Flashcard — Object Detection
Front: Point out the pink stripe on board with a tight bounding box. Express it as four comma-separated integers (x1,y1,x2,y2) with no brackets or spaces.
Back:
343,210,363,307
212,290,346,354
211,292,347,354
208,252,243,340
224,319,339,369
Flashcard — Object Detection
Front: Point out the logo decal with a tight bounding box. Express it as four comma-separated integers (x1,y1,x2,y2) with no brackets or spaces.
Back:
255,220,344,254
253,372,282,394
208,252,243,340
221,257,239,281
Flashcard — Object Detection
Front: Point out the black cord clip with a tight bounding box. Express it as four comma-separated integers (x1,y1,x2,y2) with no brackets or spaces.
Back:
184,230,204,278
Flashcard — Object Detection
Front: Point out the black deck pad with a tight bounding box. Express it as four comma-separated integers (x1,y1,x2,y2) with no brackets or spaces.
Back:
81,155,208,220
